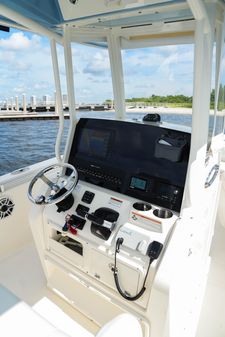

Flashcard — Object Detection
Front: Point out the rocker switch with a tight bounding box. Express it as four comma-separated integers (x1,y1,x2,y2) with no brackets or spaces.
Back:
136,240,148,254
81,191,95,204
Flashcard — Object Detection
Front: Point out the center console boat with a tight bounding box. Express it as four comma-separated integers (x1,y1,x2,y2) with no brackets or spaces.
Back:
0,1,225,337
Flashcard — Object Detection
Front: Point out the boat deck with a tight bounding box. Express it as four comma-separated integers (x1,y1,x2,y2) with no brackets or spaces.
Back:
0,217,225,337
0,243,98,337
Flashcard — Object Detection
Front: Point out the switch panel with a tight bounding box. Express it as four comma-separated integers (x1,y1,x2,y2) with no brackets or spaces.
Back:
81,191,95,204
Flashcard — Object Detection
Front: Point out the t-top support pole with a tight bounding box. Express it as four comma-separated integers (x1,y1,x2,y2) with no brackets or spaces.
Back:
107,31,126,120
50,39,64,163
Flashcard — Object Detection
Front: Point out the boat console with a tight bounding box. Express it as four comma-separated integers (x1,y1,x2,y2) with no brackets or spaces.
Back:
30,118,191,329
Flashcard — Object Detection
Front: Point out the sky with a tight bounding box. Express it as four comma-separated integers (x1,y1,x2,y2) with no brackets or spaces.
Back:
0,28,194,104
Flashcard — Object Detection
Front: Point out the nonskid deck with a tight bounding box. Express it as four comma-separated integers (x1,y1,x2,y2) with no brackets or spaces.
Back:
0,243,98,336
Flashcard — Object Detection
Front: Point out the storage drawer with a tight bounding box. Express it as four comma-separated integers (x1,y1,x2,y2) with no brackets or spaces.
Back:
90,249,142,296
48,238,84,268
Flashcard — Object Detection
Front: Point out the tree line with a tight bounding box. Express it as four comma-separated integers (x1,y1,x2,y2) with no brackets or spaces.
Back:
125,94,192,104
105,88,225,109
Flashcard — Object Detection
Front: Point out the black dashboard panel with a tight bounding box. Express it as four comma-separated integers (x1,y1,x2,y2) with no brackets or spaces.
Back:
68,118,191,212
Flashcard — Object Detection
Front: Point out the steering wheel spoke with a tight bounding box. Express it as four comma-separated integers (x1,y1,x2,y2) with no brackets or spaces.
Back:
60,174,76,190
40,174,57,189
28,163,78,205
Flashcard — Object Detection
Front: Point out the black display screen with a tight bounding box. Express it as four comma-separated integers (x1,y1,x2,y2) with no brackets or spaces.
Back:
77,128,110,158
130,177,147,191
68,118,191,212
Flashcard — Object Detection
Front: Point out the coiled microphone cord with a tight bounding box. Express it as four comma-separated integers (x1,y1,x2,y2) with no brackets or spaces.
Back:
113,237,154,301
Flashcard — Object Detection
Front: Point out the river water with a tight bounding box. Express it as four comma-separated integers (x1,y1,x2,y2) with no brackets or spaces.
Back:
0,110,205,176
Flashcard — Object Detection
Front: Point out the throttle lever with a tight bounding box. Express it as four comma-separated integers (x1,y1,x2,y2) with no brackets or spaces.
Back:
86,213,104,225
86,212,116,230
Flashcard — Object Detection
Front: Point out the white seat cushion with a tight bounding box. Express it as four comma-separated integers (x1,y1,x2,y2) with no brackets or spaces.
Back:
96,313,143,337
0,300,71,337
0,285,76,337
0,286,142,337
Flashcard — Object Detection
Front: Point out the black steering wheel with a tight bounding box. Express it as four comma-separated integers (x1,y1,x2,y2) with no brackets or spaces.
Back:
28,163,78,205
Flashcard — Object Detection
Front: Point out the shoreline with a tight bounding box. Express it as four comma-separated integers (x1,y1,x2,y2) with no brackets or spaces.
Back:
126,106,221,115
125,106,193,114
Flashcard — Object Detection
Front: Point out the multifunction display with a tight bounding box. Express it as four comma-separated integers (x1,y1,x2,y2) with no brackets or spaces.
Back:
68,118,191,212
78,129,111,158
130,177,147,191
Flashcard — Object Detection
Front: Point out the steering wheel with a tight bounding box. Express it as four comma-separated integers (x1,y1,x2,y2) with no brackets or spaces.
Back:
28,163,78,205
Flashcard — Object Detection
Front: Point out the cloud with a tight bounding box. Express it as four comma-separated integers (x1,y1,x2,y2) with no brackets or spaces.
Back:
34,82,51,90
0,29,194,103
0,30,55,100
157,53,179,81
13,85,27,94
14,60,31,71
0,50,15,62
123,45,194,97
0,32,40,50
83,50,110,75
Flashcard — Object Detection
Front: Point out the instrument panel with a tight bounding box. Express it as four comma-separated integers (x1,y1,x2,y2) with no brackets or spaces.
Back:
68,118,191,212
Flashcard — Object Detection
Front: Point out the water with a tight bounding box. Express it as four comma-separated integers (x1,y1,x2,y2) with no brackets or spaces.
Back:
0,110,216,177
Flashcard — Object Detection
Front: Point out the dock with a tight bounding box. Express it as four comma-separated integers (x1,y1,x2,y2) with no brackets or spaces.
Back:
0,113,71,122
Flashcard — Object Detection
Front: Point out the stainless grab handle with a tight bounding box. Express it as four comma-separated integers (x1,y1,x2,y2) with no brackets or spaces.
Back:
205,164,219,188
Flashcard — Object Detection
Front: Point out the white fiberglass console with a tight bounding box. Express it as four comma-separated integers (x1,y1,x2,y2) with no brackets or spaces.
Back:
29,118,191,335
46,180,176,298
30,179,177,329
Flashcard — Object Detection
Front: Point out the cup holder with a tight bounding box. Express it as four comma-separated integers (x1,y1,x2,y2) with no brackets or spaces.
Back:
153,209,173,219
133,202,151,211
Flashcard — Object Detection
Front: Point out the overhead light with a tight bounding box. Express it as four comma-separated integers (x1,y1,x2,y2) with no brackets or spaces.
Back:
122,0,144,5
105,0,144,7
69,0,79,5
0,25,10,32
105,0,120,6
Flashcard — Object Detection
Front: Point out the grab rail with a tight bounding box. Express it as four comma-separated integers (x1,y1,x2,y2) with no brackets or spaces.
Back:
204,164,219,188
